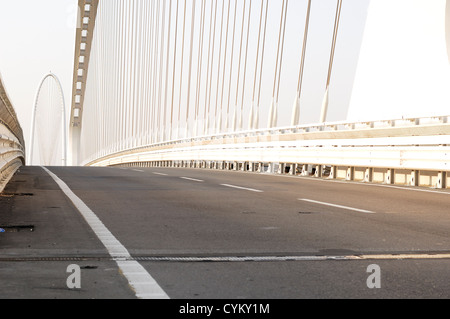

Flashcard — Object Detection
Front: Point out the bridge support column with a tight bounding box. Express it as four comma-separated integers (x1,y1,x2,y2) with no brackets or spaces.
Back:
329,166,336,179
437,171,446,189
291,164,299,175
410,170,419,186
364,168,373,183
270,163,279,174
315,165,322,178
277,163,284,174
346,167,354,181
301,165,308,176
386,169,394,184
257,163,263,173
289,164,296,175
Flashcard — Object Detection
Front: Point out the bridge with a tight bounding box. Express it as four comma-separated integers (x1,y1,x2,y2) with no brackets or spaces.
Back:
1,0,450,300
66,0,450,189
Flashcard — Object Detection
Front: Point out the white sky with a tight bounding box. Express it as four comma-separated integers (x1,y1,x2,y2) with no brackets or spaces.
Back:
0,0,370,150
0,0,77,148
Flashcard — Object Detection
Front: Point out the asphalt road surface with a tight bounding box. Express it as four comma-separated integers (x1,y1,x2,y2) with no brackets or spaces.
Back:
1,166,449,299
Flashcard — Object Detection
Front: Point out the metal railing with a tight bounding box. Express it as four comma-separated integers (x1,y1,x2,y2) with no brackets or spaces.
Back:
0,73,25,192
85,114,450,189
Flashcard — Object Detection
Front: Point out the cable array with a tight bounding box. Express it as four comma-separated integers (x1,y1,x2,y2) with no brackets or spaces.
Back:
30,73,66,166
77,0,344,165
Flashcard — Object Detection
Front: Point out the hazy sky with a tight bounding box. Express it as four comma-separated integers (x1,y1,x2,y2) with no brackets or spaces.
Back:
0,0,370,150
0,0,77,147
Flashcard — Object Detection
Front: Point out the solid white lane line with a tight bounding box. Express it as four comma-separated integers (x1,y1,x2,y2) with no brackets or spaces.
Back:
221,184,264,193
299,198,375,214
153,172,168,176
180,177,204,182
41,167,169,300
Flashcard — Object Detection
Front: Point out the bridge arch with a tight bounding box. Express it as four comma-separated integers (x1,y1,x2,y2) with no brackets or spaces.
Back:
29,73,67,166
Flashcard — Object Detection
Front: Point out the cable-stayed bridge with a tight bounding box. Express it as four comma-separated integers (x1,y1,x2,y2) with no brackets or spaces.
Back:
66,0,449,189
1,0,450,300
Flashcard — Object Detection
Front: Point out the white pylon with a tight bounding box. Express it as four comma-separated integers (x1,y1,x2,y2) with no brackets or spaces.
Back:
238,111,243,131
30,72,67,166
267,98,274,128
217,113,222,134
225,113,229,132
204,116,210,136
248,101,254,130
291,93,300,126
320,86,329,123
253,106,259,130
193,120,198,137
273,103,278,128
267,98,278,128
232,105,238,132
185,121,190,138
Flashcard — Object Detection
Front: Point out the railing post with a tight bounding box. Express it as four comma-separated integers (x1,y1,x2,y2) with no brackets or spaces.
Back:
364,168,372,183
386,169,394,184
437,171,446,189
410,170,419,186
346,167,354,181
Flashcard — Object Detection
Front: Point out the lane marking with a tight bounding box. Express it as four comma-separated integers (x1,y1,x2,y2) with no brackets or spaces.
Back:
299,198,375,214
282,174,450,196
132,169,144,172
221,184,263,193
41,167,169,300
180,177,204,182
152,172,168,176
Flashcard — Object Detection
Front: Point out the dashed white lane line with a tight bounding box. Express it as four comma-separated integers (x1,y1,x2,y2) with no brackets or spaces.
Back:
132,169,144,172
153,172,168,176
289,175,450,196
221,184,264,193
42,167,169,300
180,177,204,182
299,198,375,214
